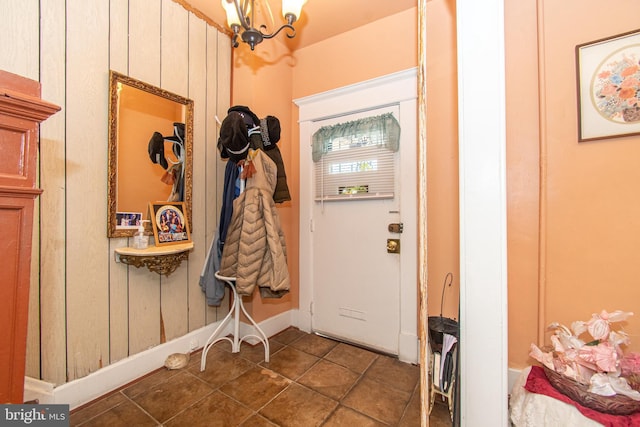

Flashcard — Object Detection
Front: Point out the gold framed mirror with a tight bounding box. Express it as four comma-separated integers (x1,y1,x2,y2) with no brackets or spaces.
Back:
107,70,194,238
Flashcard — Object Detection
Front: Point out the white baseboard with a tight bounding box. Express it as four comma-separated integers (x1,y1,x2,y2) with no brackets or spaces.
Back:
399,332,419,364
239,309,294,344
24,376,55,404
26,308,437,411
31,311,296,410
24,312,280,409
52,321,230,410
291,309,311,333
508,367,523,394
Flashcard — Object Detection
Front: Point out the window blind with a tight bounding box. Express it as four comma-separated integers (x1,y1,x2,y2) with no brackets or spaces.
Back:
312,113,400,201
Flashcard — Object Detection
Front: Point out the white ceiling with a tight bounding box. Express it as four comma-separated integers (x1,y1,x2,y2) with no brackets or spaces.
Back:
186,0,417,50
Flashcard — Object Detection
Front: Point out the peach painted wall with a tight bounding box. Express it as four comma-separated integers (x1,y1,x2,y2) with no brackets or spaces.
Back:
232,0,640,366
230,8,418,322
506,0,640,367
425,0,460,322
230,41,297,322
291,9,418,99
534,0,640,360
504,0,542,368
117,86,184,219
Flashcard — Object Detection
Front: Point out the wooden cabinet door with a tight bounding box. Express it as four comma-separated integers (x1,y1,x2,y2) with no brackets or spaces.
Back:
0,194,37,402
0,69,59,403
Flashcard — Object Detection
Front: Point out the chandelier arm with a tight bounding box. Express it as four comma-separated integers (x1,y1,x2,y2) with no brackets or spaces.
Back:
259,23,296,40
231,32,240,48
233,0,252,31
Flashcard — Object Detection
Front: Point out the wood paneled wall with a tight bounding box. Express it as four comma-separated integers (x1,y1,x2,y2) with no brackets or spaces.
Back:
0,0,231,385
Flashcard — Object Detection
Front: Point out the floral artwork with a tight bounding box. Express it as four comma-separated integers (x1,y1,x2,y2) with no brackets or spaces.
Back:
592,51,640,123
577,29,640,141
530,310,640,400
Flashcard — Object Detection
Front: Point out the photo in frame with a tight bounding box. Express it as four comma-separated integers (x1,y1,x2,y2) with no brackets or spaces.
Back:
115,211,142,229
576,29,640,141
148,201,191,246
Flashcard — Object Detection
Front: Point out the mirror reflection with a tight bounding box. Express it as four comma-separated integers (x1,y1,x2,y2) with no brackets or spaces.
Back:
108,71,193,238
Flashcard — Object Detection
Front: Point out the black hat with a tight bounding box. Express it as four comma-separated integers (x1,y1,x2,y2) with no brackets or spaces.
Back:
148,131,168,169
228,105,259,128
260,116,281,150
218,112,250,162
164,122,185,158
164,122,185,143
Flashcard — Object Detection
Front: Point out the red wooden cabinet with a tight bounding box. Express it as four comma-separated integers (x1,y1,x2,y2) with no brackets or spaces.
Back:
0,70,59,403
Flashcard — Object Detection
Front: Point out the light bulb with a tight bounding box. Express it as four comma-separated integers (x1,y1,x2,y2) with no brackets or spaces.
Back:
281,0,306,22
221,0,242,27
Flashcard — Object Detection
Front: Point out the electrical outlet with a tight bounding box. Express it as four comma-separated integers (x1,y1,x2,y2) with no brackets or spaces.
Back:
189,339,198,351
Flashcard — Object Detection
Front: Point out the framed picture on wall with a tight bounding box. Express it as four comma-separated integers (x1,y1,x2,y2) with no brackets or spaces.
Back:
148,201,191,246
576,29,640,141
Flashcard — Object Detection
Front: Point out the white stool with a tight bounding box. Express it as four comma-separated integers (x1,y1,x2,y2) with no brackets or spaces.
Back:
200,272,270,371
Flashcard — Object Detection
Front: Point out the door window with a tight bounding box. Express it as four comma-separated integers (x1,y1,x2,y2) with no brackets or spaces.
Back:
312,113,400,201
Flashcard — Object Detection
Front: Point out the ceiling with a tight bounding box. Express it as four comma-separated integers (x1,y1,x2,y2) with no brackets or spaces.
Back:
186,0,417,51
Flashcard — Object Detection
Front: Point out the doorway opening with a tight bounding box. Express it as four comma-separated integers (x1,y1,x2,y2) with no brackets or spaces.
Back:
295,68,418,364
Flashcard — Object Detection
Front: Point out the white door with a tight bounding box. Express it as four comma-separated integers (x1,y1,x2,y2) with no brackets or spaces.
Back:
310,106,403,355
296,69,418,362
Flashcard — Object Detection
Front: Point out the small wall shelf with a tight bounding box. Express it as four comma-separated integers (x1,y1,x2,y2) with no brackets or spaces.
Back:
115,242,194,276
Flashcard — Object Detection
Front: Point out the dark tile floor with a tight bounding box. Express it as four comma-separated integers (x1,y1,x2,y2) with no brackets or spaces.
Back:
70,328,453,426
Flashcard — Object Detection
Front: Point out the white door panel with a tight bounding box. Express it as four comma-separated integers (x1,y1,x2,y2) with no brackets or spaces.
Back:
295,69,418,363
310,106,401,354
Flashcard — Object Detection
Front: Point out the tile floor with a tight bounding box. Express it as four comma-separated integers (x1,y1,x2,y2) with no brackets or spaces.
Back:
70,328,453,426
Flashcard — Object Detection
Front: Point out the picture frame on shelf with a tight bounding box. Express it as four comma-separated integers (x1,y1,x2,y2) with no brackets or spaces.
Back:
115,211,142,229
148,201,191,246
576,29,640,142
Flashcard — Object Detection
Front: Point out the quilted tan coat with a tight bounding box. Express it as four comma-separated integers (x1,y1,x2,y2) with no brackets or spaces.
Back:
219,149,290,297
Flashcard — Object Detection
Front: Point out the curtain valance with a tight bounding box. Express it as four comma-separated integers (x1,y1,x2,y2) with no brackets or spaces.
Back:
311,113,400,162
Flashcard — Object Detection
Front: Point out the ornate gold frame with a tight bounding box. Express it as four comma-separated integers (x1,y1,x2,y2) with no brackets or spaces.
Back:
107,70,194,238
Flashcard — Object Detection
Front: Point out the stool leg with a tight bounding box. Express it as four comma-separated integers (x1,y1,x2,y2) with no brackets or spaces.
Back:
238,295,270,362
231,287,241,353
212,272,270,363
200,281,236,371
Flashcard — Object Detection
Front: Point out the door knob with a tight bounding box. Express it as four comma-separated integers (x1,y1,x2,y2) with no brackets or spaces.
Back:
387,239,400,253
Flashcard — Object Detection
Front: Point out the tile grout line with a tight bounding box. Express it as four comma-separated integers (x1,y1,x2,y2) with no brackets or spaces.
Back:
161,369,219,426
72,328,428,426
121,390,165,426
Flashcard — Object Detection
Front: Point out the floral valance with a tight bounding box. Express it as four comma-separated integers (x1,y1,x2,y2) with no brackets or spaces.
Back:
311,113,400,162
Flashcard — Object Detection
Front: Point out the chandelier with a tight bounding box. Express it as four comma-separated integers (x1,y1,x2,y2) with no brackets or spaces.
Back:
221,0,306,51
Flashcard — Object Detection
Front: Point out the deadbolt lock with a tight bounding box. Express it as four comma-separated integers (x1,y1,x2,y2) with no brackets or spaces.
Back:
388,223,404,233
387,239,400,254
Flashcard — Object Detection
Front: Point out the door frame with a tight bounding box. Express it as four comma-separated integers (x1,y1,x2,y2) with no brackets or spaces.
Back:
455,0,509,424
294,68,419,363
